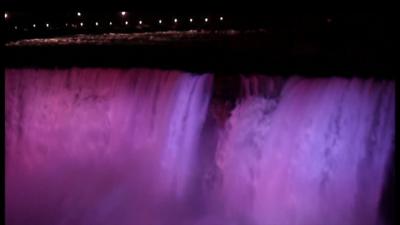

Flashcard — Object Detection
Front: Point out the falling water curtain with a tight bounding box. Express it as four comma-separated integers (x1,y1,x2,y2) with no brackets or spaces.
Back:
5,69,395,225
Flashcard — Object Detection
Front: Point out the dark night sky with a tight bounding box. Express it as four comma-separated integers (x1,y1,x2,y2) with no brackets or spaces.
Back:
3,3,394,75
3,0,227,11
1,1,383,15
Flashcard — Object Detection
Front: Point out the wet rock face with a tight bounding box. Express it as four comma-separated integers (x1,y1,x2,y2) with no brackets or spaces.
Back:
5,69,395,225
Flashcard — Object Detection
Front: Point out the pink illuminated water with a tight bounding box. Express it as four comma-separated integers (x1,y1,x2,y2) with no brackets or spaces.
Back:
5,69,395,225
216,76,395,225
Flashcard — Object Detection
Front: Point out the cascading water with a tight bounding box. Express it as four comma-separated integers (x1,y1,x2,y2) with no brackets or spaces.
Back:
5,68,213,225
216,75,395,225
5,69,395,225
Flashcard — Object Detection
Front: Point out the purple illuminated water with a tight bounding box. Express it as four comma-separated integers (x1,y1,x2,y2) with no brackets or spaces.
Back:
216,76,395,225
5,69,395,225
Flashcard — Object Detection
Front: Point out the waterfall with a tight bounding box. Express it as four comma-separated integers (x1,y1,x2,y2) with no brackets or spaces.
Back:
216,75,395,225
5,68,213,225
5,69,395,225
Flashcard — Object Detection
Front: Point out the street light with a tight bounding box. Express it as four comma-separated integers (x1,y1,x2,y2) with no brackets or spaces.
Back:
121,11,126,16
77,12,81,17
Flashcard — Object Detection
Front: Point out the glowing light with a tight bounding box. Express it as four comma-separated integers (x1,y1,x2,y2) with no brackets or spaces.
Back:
109,21,113,26
158,19,162,24
174,18,178,23
189,18,193,22
139,20,142,25
95,22,99,26
125,21,128,25
77,12,81,17
14,26,18,30
5,13,8,19
32,24,36,28
220,16,224,21
204,17,208,22
65,23,68,27
80,22,84,27
121,11,126,16
46,23,49,28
